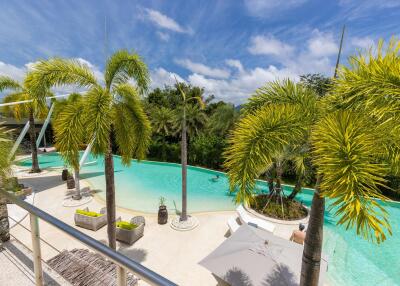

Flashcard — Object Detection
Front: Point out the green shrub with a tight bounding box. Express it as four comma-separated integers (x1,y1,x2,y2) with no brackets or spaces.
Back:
116,221,138,230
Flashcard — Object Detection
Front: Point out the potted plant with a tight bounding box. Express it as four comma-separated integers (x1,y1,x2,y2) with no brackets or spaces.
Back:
158,197,168,225
62,168,68,181
66,173,75,189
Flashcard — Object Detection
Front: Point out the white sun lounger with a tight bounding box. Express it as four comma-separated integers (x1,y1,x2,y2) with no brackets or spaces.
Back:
227,216,241,234
236,205,275,233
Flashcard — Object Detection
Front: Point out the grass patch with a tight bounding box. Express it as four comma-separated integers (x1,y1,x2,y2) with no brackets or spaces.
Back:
250,194,308,220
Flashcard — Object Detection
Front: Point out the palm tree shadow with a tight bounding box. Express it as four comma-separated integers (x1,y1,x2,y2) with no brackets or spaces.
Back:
219,267,253,286
262,264,297,286
117,245,148,263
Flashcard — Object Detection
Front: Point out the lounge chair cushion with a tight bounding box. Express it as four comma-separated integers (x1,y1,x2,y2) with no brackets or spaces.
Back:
76,209,102,217
117,221,138,230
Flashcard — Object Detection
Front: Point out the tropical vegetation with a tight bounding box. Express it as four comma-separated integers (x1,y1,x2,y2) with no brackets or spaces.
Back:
26,50,152,250
224,39,400,286
0,75,50,173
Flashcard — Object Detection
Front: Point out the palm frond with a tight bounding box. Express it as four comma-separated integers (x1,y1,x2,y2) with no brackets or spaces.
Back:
224,104,310,204
105,50,150,93
244,79,318,116
2,92,30,120
25,58,98,102
312,110,391,243
0,76,22,92
112,83,151,164
54,101,86,170
84,86,112,155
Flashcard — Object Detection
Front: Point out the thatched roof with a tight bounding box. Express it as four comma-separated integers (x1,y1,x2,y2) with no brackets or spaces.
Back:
47,248,138,286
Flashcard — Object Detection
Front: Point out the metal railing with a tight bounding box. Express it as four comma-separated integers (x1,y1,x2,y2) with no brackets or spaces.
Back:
0,189,177,286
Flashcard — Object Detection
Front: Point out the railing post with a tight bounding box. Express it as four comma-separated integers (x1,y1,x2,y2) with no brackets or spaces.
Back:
30,213,43,286
117,266,127,286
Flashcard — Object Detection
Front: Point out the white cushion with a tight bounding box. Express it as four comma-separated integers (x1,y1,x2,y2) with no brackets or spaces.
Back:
236,205,275,233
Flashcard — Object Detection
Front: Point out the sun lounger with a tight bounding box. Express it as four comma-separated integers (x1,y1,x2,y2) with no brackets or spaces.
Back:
236,205,275,233
116,217,145,245
227,216,241,234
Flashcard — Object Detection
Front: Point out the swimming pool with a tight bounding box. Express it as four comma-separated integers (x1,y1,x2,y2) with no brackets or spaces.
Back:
18,152,400,286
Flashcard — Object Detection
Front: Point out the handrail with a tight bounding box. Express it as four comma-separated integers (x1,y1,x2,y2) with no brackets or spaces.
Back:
0,189,177,286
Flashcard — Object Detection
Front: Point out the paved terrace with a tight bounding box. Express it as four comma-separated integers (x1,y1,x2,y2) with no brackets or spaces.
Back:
5,167,301,286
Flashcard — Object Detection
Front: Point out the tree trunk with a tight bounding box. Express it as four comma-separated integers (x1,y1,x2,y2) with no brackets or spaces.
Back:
181,107,188,221
105,135,116,250
275,161,283,190
300,176,324,286
288,176,303,200
72,168,81,200
0,195,10,242
29,110,41,173
267,177,274,193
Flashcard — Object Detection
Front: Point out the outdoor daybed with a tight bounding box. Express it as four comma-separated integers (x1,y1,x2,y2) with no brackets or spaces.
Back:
74,207,107,231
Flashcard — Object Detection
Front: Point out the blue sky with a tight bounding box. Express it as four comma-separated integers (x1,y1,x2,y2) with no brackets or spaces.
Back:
0,0,399,103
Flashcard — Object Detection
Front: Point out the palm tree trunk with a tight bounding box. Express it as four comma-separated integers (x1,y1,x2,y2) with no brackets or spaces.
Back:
275,161,283,190
29,109,41,173
288,176,303,200
105,135,116,250
73,168,81,200
300,176,324,286
181,107,188,221
0,195,10,242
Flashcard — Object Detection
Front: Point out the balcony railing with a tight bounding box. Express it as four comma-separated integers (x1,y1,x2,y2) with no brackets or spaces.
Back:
0,189,177,286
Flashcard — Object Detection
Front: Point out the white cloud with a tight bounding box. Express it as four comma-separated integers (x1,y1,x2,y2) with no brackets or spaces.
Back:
244,0,308,17
76,58,103,82
145,8,192,34
351,36,374,50
248,35,294,57
0,61,28,82
307,31,338,57
150,67,185,89
157,31,170,42
175,59,230,79
225,59,244,73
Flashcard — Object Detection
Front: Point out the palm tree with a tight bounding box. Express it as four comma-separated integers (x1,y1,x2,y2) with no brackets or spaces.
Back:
224,69,397,285
174,82,204,221
0,76,49,173
26,50,152,250
53,93,86,200
150,106,175,161
0,125,15,242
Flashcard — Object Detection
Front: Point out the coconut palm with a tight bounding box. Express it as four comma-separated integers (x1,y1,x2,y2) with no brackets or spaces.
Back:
26,50,152,249
225,68,397,285
174,82,204,221
0,76,49,173
207,103,238,136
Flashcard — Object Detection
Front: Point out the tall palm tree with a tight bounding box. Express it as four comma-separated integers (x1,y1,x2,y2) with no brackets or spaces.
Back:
26,50,152,250
0,76,48,173
174,82,204,221
224,70,397,285
0,125,15,242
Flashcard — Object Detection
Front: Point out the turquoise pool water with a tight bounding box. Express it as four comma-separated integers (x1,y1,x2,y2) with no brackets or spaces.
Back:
18,153,400,286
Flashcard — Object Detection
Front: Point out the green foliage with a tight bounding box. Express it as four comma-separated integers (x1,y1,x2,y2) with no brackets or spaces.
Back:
206,103,238,136
224,104,310,204
29,50,152,168
225,39,400,243
299,73,332,97
312,110,390,243
189,135,227,169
